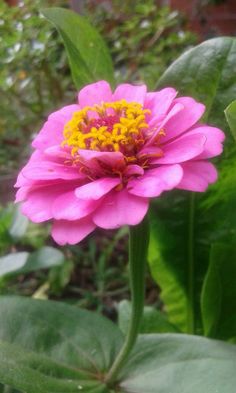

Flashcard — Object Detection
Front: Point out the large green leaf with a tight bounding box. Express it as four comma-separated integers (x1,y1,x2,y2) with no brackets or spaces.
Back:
0,297,235,392
119,334,236,393
0,246,64,279
225,99,236,140
0,296,123,392
42,8,114,89
201,243,236,342
148,37,236,334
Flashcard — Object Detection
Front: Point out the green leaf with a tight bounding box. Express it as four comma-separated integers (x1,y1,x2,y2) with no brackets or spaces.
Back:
158,37,236,133
201,243,236,342
0,246,64,278
0,296,123,392
119,334,236,393
42,8,114,89
0,297,235,392
8,205,28,240
225,100,236,141
118,300,179,334
0,340,104,393
148,37,236,334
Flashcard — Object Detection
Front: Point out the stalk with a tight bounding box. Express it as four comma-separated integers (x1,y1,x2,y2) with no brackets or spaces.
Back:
105,216,150,385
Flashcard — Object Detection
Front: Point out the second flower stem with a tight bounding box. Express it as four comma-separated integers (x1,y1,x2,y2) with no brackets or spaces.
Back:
105,216,150,386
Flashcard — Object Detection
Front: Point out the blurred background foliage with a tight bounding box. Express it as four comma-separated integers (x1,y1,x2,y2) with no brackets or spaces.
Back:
0,0,196,176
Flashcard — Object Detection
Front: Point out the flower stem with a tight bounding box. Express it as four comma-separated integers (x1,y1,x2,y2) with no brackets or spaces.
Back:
187,192,195,334
105,216,150,386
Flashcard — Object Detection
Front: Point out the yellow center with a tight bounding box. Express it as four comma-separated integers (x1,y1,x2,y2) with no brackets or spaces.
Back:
62,99,151,162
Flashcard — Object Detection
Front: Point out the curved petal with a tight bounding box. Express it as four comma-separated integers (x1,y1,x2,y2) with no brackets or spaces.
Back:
78,81,113,108
52,217,96,245
144,88,177,123
15,186,31,203
78,149,125,170
20,183,76,223
187,126,225,159
22,161,83,181
177,161,218,192
75,177,121,200
146,103,184,145
161,97,205,143
92,189,149,229
52,190,100,220
123,165,144,177
32,104,79,150
128,164,183,197
113,83,147,105
153,133,206,164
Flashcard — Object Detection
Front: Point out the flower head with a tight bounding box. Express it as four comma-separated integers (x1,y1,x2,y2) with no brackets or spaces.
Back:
15,81,225,245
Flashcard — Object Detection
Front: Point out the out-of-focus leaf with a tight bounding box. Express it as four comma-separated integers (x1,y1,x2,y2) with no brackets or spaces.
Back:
225,99,236,141
201,243,236,342
9,204,28,240
0,247,64,278
118,300,179,334
149,37,236,334
42,7,114,89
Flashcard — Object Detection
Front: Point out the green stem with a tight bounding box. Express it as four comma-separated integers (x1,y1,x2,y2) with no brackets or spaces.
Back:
187,193,195,334
105,216,150,386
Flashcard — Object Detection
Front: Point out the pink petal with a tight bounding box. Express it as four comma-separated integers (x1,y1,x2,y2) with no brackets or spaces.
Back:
113,84,147,105
52,217,96,245
123,165,144,177
161,97,205,143
15,171,28,188
52,190,100,220
22,161,83,181
21,183,75,223
153,133,206,164
177,161,218,192
78,81,113,108
32,104,79,150
78,149,125,170
187,126,225,159
138,146,163,159
128,165,183,197
144,88,177,123
75,177,121,200
146,103,184,145
44,145,71,160
15,186,31,202
92,189,149,229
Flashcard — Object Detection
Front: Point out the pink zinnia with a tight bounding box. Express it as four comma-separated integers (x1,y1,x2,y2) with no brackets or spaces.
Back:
15,81,225,245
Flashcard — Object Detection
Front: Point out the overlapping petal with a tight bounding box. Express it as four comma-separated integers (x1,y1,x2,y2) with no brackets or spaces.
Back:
32,105,80,150
177,161,218,192
52,217,96,245
92,189,149,229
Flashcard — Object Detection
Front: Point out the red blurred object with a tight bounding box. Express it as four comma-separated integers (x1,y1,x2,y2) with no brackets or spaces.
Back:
170,0,236,39
4,0,19,5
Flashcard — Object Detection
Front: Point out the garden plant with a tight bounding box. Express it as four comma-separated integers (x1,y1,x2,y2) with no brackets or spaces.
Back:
0,4,236,393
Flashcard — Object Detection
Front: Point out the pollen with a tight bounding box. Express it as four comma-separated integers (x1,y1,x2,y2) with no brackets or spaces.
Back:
62,99,151,160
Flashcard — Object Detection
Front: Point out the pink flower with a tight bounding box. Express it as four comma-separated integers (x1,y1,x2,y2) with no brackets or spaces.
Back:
15,81,225,245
